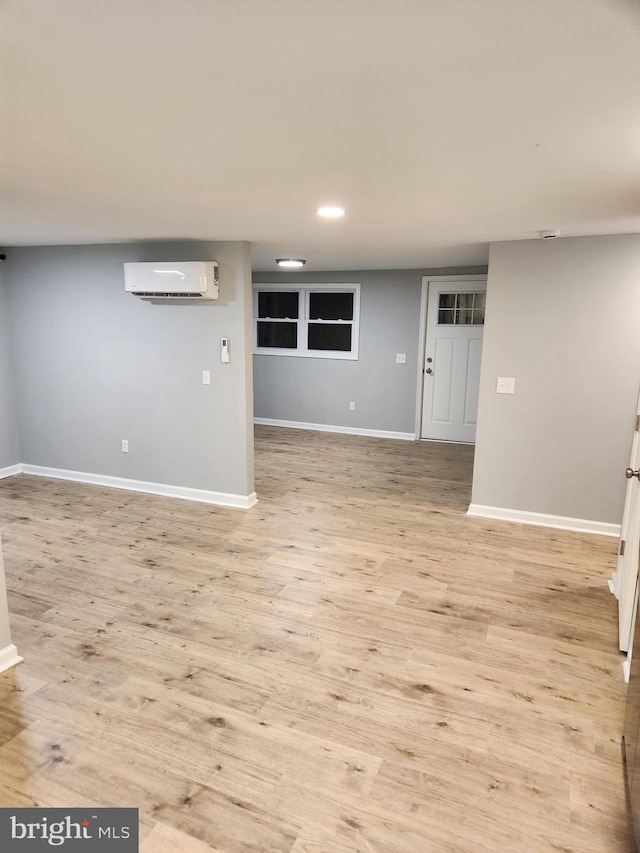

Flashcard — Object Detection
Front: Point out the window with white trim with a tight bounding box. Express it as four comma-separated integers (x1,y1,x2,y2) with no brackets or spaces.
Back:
253,284,360,359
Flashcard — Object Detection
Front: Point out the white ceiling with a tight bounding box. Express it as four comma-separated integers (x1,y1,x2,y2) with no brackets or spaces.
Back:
3,0,640,271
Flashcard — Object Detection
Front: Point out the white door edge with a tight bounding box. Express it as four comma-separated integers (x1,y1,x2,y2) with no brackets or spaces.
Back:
614,388,640,653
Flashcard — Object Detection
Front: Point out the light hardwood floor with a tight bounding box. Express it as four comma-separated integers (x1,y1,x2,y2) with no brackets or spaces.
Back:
0,425,634,852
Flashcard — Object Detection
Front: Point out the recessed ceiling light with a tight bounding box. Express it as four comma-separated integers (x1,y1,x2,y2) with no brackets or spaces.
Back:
276,258,306,268
317,206,346,218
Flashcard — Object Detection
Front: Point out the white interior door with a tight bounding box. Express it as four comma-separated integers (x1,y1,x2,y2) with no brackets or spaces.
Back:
421,280,486,443
611,390,640,654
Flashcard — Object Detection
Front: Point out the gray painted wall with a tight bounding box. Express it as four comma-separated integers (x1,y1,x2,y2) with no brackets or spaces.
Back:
253,267,487,434
0,269,20,468
472,234,640,524
6,241,254,498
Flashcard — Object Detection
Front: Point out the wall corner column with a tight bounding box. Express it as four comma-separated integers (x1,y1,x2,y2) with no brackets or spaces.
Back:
0,536,22,674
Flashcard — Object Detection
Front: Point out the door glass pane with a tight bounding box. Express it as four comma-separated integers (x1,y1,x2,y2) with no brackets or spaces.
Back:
458,293,474,312
308,323,352,351
257,321,297,348
439,293,456,310
309,292,354,320
438,291,485,325
258,291,299,319
438,309,455,325
472,306,485,325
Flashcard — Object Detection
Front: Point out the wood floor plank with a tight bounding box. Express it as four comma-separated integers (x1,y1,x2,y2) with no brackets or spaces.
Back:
0,425,633,851
141,822,228,853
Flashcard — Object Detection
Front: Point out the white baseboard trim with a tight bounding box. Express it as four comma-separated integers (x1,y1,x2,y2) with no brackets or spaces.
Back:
254,417,415,442
0,464,22,480
420,438,474,446
0,644,23,674
467,503,620,538
21,465,258,510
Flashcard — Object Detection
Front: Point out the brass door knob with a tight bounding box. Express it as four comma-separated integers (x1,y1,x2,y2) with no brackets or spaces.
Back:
626,468,640,480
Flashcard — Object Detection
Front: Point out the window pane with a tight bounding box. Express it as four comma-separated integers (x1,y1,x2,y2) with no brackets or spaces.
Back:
308,323,352,351
258,291,299,319
438,309,455,325
474,292,486,311
439,293,456,310
458,293,474,312
257,321,297,348
309,292,354,321
458,308,473,325
472,307,485,325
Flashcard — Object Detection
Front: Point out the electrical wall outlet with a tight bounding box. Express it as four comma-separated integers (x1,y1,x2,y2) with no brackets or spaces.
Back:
121,439,129,453
396,353,407,364
496,377,515,394
349,401,355,411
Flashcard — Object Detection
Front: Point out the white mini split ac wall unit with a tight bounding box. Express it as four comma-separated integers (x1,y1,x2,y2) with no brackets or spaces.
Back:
124,261,219,301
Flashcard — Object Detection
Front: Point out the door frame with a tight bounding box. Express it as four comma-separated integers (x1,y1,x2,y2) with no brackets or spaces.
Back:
414,274,488,440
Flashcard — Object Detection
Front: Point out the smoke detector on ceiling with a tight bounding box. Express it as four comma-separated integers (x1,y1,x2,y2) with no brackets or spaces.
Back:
538,229,561,240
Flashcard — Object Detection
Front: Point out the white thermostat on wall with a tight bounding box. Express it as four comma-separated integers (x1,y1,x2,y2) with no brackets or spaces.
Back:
221,338,230,363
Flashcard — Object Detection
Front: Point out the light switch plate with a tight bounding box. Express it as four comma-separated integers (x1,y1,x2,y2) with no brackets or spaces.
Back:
496,377,515,394
202,370,211,385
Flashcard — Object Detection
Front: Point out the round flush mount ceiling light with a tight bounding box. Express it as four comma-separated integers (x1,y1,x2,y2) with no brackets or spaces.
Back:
539,229,561,239
276,258,306,268
316,206,346,218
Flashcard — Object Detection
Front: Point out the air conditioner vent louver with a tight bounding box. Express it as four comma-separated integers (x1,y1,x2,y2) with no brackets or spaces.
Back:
124,261,219,301
131,292,203,298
